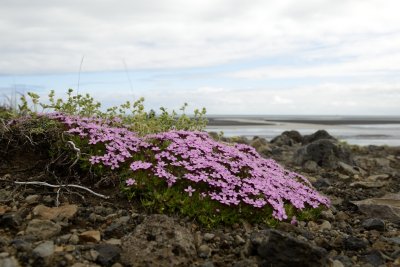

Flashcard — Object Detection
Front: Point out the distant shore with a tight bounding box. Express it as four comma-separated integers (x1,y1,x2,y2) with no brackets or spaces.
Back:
207,116,400,126
205,115,400,146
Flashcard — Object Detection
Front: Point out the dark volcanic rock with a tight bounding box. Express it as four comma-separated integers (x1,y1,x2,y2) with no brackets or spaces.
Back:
293,139,353,168
271,130,303,146
120,214,196,267
250,229,328,267
362,218,385,231
0,212,22,229
95,244,121,267
361,250,385,267
302,129,336,144
343,236,368,251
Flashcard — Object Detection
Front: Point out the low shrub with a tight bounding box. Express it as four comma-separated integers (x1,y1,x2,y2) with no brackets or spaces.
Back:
45,112,330,227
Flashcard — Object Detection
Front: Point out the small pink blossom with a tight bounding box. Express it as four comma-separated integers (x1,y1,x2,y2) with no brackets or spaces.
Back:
184,186,196,197
126,178,136,186
290,216,298,226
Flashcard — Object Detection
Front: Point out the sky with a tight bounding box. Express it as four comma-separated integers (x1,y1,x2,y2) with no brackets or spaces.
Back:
0,0,400,115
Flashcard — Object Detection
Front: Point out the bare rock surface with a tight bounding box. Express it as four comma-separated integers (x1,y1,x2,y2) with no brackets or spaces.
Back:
120,214,197,267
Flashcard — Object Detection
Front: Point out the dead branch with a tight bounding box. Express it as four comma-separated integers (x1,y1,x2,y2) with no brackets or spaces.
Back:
12,180,109,199
66,140,81,169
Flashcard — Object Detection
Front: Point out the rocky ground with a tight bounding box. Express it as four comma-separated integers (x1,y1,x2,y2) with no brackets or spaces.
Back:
1,129,400,267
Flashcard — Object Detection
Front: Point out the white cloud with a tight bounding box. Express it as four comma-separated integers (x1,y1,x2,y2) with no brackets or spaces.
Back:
1,0,400,74
1,0,400,115
96,82,399,115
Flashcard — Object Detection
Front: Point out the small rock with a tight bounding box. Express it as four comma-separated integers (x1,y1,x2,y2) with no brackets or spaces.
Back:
304,160,319,172
193,231,202,248
10,239,32,252
64,245,76,252
338,161,359,176
361,250,385,267
25,195,40,204
384,237,400,245
343,236,367,251
25,219,61,240
233,259,258,267
95,244,121,266
0,212,22,229
33,204,78,221
203,233,215,241
352,193,400,223
59,233,72,243
198,244,212,258
321,210,335,221
0,256,21,267
42,195,54,204
367,174,390,181
350,181,385,188
90,249,100,261
105,238,122,245
69,234,80,244
79,230,101,243
362,218,385,231
308,220,331,232
33,241,54,258
251,229,328,266
336,211,349,221
0,205,10,215
235,235,246,245
330,259,344,267
120,215,196,266
64,254,74,262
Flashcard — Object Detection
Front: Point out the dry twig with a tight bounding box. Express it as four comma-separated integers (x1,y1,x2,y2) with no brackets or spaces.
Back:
12,180,110,199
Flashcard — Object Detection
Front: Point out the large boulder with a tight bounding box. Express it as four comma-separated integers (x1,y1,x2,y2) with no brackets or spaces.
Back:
271,130,303,146
302,130,336,145
293,139,353,169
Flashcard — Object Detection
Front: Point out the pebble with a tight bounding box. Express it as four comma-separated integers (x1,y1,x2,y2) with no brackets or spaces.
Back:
1,212,22,229
234,235,246,245
25,195,40,204
321,210,335,221
33,204,78,221
79,230,101,243
362,218,385,231
198,244,212,258
105,238,122,245
33,240,54,258
0,256,21,267
95,244,121,266
69,234,80,245
343,236,368,250
330,259,345,267
25,219,61,239
203,233,215,241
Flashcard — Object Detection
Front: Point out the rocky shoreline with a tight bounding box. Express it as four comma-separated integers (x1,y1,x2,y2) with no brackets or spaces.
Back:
1,129,400,266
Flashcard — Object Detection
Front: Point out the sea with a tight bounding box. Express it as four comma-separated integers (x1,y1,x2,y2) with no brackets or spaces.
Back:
205,115,400,147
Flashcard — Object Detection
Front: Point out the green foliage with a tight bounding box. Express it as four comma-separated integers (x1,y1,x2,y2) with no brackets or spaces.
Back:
18,89,207,135
119,173,319,228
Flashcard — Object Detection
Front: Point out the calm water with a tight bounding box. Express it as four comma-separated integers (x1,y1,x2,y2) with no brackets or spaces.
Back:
206,115,400,146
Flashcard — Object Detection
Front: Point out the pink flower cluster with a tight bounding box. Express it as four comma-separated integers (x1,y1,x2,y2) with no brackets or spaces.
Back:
46,113,330,221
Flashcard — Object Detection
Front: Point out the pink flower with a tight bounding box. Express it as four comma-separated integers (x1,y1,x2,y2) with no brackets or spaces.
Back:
290,216,298,226
126,178,136,186
184,186,196,197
